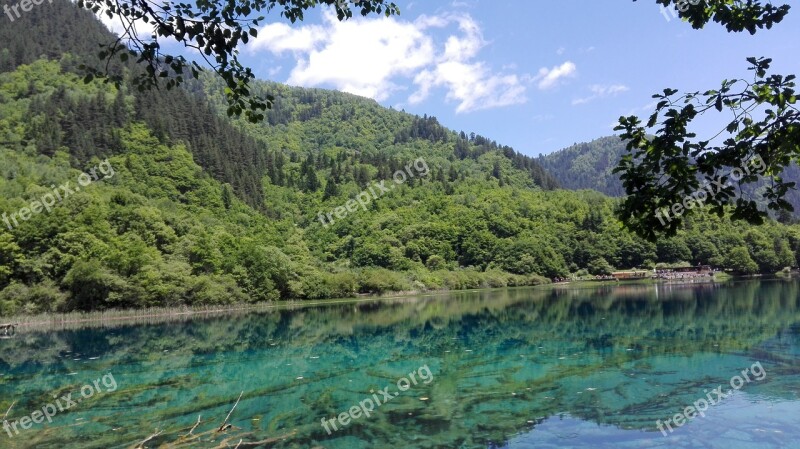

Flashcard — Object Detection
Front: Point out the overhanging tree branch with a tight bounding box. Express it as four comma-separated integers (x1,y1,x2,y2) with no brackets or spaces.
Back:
75,0,400,122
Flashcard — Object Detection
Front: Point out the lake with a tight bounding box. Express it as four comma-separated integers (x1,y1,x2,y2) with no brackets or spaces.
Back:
1,280,799,448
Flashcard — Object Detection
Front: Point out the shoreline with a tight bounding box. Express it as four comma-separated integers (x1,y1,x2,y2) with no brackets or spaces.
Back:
0,272,779,331
2,288,484,331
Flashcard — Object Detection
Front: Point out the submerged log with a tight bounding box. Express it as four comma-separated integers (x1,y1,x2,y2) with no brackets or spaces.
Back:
217,391,243,432
0,323,17,338
130,392,296,449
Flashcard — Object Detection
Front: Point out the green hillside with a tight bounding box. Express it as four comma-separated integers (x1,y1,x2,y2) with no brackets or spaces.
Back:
2,0,800,315
540,135,800,222
537,136,627,196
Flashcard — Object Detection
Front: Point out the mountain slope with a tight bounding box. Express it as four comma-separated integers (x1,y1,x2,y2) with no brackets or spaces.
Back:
199,75,561,195
537,136,627,196
1,0,560,210
0,0,273,208
540,135,800,220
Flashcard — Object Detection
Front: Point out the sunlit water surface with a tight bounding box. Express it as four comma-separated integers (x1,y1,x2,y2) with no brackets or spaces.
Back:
2,280,799,448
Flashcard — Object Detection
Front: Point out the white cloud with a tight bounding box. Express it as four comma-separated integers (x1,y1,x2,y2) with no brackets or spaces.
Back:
252,22,326,54
267,66,283,79
451,0,472,8
408,15,526,113
412,62,526,113
572,84,629,105
249,10,528,113
534,62,577,90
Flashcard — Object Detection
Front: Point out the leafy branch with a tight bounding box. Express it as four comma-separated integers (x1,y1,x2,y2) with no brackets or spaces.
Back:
638,0,790,33
75,0,400,122
614,57,800,240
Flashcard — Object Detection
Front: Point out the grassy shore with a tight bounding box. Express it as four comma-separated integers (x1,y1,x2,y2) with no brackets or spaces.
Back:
1,298,380,331
0,288,495,331
0,272,743,331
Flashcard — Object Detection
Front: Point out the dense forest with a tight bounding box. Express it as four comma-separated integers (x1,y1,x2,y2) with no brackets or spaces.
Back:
537,136,627,196
1,0,800,316
540,135,800,222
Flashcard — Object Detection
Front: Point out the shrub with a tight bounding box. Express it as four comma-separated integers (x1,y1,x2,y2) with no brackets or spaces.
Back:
300,271,331,299
324,272,359,298
425,255,447,271
0,281,69,315
62,260,130,310
187,275,246,305
587,257,614,275
483,270,510,288
357,268,411,294
409,270,443,290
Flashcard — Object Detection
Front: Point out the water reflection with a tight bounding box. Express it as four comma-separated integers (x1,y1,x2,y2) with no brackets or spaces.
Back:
1,280,799,448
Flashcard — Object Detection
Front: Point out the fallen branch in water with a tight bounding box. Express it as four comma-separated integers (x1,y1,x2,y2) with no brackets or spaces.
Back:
131,392,296,449
217,391,243,432
135,428,164,449
207,430,297,449
183,414,201,438
3,401,16,422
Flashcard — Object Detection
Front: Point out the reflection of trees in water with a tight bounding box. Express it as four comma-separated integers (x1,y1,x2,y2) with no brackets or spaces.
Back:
1,280,800,448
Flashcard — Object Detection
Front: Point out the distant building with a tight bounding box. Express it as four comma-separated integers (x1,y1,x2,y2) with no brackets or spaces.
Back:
654,265,714,279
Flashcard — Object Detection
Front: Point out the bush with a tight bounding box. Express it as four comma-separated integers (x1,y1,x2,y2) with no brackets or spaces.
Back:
357,268,411,294
522,274,550,286
324,272,359,298
587,257,614,275
187,275,246,305
0,280,69,315
425,255,447,271
62,260,130,310
236,246,294,301
483,270,510,288
299,271,331,299
436,269,484,290
408,269,444,291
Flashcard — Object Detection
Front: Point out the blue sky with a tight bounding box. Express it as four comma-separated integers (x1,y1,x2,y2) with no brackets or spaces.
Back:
103,0,800,157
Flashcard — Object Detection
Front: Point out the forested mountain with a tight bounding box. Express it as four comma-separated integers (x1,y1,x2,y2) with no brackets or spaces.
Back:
2,0,800,315
0,1,272,208
538,136,627,196
540,135,800,221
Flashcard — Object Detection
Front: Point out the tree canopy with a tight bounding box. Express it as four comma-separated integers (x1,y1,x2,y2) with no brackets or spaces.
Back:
617,1,796,239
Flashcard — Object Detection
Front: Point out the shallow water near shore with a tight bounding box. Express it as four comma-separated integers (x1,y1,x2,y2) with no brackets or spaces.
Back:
1,280,799,448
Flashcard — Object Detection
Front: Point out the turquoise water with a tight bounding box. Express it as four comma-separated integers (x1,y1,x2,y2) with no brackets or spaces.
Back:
1,280,800,448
